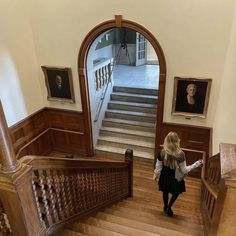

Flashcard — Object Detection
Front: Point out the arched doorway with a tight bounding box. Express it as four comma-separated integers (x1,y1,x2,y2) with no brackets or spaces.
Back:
78,16,166,156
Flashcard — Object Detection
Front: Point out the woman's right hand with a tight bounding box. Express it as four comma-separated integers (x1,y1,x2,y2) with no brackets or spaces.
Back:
193,160,203,168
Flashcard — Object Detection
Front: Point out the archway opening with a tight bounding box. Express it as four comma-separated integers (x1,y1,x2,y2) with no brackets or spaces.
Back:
78,18,166,157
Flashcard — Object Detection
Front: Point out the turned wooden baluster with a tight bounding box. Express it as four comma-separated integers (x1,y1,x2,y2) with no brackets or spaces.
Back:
59,170,69,218
82,171,88,211
125,149,133,197
0,200,12,235
52,170,64,221
38,170,53,226
32,171,44,225
45,169,59,223
64,171,74,216
98,169,104,202
71,171,79,214
75,172,83,211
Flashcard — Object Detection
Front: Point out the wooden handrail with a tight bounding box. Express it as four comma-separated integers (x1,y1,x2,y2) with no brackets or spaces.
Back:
200,150,228,236
16,128,85,159
0,150,133,236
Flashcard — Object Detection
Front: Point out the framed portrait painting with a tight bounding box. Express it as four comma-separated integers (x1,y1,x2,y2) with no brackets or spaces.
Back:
41,66,75,103
172,77,212,118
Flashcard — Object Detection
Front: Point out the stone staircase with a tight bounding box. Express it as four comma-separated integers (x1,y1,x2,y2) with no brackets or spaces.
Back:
95,86,158,160
59,158,204,236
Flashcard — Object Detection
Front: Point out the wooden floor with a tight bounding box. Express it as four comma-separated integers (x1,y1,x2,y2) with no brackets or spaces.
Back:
52,152,204,236
113,64,159,89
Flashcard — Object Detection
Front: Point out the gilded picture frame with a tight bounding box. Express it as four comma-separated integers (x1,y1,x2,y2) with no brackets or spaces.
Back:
172,77,212,118
41,66,75,103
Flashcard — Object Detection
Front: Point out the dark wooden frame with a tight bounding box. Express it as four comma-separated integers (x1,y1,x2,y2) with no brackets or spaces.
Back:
78,15,167,156
172,77,212,118
42,66,75,103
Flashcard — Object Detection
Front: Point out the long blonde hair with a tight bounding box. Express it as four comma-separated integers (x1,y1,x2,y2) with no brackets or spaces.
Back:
162,132,182,169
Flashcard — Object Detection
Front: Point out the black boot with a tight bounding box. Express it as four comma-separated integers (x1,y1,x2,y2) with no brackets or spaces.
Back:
163,206,168,214
166,207,174,217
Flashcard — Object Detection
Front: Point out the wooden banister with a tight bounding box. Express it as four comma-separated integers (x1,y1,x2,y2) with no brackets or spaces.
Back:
0,150,133,236
201,143,236,235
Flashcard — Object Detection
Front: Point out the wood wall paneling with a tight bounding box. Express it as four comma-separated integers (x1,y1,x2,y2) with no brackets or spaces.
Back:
157,122,212,177
10,109,48,155
49,129,86,155
9,108,87,159
8,107,212,162
159,122,212,157
184,150,203,178
45,107,85,132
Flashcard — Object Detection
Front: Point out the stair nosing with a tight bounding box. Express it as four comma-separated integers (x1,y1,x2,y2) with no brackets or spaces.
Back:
111,92,158,99
100,127,155,137
103,118,155,128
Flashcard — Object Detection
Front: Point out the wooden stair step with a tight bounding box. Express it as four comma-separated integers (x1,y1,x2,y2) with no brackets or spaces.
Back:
69,222,127,236
105,206,203,236
133,189,201,206
96,212,192,236
130,195,201,214
116,201,202,225
58,229,88,236
82,217,160,236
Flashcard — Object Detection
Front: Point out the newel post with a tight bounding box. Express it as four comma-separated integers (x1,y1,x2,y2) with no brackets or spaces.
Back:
0,101,20,172
125,149,133,197
216,143,236,235
0,101,44,235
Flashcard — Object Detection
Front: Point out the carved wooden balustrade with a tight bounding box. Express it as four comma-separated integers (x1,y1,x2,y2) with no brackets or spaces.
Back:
0,150,133,236
201,143,236,235
201,153,225,236
0,199,12,235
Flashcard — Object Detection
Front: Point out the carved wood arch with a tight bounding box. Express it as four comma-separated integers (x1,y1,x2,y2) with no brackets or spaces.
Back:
78,16,166,156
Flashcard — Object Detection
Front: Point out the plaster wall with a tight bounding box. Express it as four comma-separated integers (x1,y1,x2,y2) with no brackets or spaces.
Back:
1,0,236,151
27,0,235,127
0,0,44,126
213,3,236,153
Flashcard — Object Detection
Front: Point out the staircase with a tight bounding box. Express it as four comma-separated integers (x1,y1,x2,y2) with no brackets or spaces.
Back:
96,86,158,160
59,158,204,236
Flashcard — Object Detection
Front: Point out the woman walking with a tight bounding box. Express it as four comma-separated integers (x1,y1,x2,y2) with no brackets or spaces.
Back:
154,132,202,216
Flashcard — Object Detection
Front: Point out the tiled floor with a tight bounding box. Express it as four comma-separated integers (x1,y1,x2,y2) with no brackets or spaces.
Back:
113,64,159,89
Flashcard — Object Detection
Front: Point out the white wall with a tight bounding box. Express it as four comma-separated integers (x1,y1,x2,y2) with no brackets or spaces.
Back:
0,0,44,126
213,3,236,153
1,0,236,148
87,34,113,146
27,0,235,124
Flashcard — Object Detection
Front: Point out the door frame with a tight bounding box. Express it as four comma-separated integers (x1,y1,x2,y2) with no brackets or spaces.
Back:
78,16,166,156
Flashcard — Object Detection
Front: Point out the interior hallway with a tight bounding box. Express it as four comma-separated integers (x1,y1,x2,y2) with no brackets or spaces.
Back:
113,65,159,89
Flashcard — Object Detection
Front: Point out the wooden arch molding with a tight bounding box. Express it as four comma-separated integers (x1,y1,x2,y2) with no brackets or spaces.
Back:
78,15,166,156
